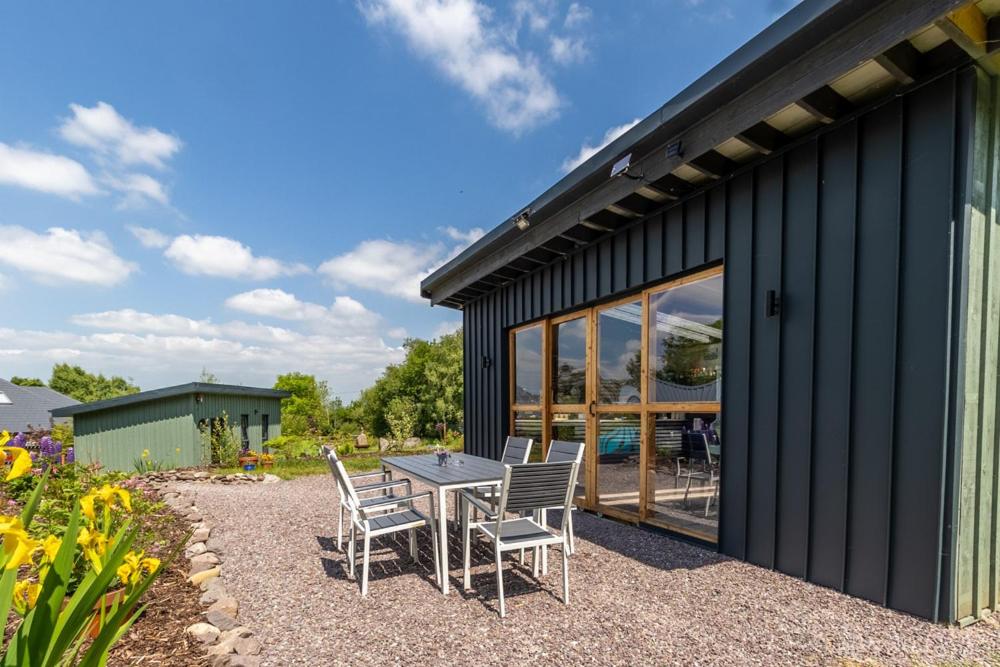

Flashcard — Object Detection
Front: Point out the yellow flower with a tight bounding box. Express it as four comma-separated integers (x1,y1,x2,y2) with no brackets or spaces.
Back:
141,449,150,459
0,431,31,481
0,516,40,571
77,525,108,572
12,580,40,616
94,484,132,514
116,550,160,587
80,493,97,522
40,535,61,564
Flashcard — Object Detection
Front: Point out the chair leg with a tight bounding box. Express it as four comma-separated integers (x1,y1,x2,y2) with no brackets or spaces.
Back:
562,540,570,606
462,497,472,591
567,509,576,556
337,505,344,552
541,509,548,576
409,527,418,562
533,546,539,578
683,474,693,506
428,511,441,590
495,543,506,618
348,524,356,579
361,531,371,597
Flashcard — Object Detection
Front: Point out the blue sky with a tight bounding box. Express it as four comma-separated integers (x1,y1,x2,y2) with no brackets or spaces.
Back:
0,0,795,400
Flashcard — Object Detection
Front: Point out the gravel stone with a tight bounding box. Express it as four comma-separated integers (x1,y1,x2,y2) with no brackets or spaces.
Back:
209,596,239,617
177,475,1000,666
185,622,221,645
205,609,241,631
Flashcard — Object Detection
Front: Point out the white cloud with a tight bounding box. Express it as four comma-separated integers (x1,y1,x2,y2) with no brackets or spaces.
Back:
434,319,462,338
59,102,182,169
359,0,560,133
513,0,554,32
70,309,218,336
127,225,171,249
318,238,445,303
224,289,328,321
560,118,641,173
164,234,309,280
440,225,485,245
1,226,137,286
549,35,587,65
0,142,100,199
564,2,591,28
105,173,169,206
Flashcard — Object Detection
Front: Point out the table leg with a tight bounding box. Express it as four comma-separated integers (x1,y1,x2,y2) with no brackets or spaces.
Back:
438,487,449,595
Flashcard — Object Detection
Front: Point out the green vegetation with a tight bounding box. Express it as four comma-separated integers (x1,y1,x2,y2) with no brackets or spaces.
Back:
274,372,332,435
48,363,140,403
9,376,44,387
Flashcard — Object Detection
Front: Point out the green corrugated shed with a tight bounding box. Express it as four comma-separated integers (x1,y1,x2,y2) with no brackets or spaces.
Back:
51,383,289,472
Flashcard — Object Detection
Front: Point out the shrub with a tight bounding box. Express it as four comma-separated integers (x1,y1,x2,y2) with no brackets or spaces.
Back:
264,435,320,460
385,397,417,444
200,413,240,467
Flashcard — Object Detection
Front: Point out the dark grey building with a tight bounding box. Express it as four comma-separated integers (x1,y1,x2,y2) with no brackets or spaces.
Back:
0,378,78,433
421,0,1000,624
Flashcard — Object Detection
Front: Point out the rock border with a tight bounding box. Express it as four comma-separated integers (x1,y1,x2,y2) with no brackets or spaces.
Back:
144,470,281,485
154,481,274,667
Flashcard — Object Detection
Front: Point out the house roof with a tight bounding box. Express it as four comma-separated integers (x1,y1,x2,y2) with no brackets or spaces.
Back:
50,382,291,418
420,0,994,307
0,378,79,433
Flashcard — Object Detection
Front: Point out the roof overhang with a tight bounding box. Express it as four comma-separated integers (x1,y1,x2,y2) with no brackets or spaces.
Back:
421,0,993,308
51,382,292,418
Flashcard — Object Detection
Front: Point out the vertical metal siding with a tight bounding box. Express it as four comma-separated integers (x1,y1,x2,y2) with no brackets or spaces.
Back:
460,67,979,621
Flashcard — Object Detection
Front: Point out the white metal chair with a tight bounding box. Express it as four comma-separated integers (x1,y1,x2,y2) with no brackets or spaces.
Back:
460,460,579,617
470,436,533,507
681,434,719,517
542,440,585,556
328,454,440,597
322,445,403,552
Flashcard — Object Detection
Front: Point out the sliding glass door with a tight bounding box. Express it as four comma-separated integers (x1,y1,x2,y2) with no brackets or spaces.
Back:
507,265,723,542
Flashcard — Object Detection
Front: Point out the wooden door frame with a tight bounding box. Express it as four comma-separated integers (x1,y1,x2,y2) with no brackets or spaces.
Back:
506,265,723,537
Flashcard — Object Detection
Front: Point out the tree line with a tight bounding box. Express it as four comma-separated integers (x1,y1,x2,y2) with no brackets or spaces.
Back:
15,329,464,443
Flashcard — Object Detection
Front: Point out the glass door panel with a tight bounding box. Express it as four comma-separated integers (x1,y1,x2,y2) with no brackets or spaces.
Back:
647,411,721,540
552,412,587,502
597,300,642,405
552,317,588,405
512,410,544,462
648,274,724,403
596,413,642,514
512,326,543,404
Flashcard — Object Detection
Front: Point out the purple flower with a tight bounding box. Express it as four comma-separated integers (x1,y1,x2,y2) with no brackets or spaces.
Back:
12,433,27,448
38,436,62,459
66,447,75,463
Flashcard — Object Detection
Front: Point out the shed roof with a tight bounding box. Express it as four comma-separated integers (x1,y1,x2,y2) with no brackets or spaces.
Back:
0,378,79,433
50,382,291,418
421,0,998,307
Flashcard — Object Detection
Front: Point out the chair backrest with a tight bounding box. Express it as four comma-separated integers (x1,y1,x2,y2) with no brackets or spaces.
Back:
322,445,340,477
501,436,533,465
327,454,360,509
496,461,579,534
545,440,584,464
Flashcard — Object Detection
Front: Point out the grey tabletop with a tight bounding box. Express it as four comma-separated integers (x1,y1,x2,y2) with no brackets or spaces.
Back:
380,453,506,488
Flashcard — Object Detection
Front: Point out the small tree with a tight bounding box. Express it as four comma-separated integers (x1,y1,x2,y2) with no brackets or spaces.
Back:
385,396,417,444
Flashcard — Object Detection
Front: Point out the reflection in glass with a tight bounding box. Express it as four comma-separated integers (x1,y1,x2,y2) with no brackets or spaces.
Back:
513,411,543,462
647,411,721,541
598,301,642,404
513,326,542,404
552,412,586,500
552,317,587,404
649,275,723,403
597,414,641,514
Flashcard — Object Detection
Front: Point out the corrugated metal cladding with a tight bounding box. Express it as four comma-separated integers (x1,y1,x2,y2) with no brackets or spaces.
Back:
74,395,198,471
460,66,995,622
72,392,283,472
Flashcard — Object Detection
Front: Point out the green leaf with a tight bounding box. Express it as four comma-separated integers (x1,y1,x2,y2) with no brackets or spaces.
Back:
18,468,50,528
0,568,18,655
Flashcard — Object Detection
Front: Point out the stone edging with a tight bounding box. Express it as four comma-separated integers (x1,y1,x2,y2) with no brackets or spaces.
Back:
143,470,280,484
156,480,277,667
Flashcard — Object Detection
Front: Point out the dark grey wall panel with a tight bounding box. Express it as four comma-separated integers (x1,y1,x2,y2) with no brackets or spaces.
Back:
888,74,956,619
746,158,783,568
808,122,857,591
459,67,974,622
721,175,753,560
846,100,903,605
775,141,818,578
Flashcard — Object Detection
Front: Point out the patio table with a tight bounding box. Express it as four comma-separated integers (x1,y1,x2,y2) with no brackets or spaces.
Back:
380,452,505,594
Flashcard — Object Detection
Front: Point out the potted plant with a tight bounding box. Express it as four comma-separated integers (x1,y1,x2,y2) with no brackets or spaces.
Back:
260,452,275,469
238,449,259,471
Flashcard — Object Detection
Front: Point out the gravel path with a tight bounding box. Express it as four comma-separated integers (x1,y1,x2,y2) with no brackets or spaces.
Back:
179,475,1000,666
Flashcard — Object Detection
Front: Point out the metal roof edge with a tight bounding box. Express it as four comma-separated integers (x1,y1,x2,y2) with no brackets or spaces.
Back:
50,382,291,417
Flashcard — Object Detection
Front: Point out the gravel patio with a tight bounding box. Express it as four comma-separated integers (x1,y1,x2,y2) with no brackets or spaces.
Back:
178,474,1000,666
